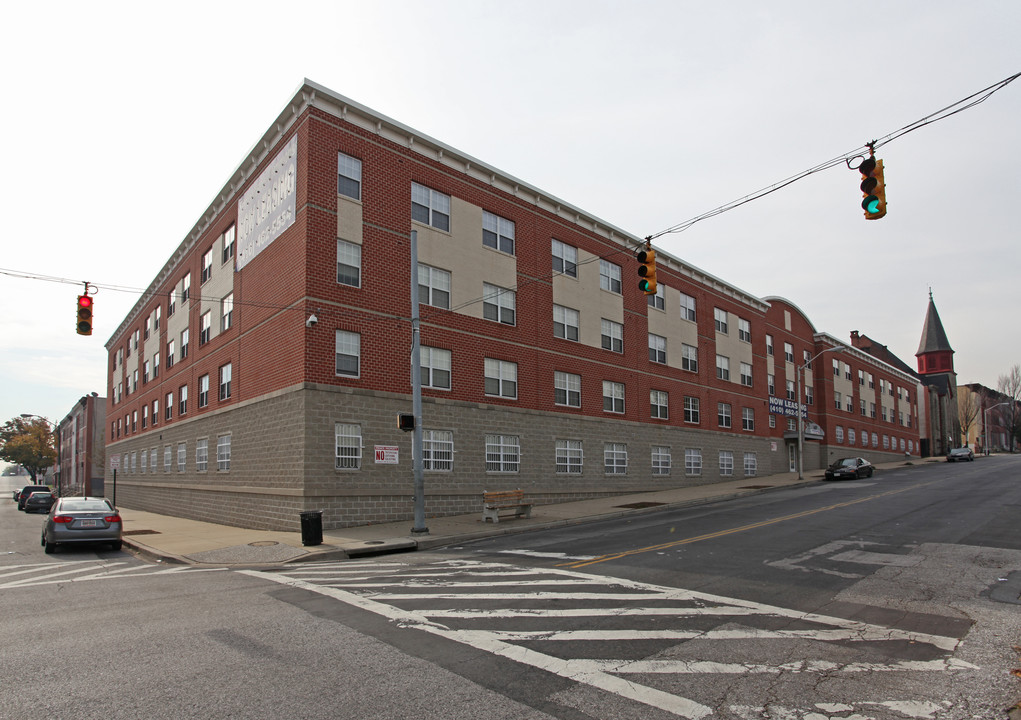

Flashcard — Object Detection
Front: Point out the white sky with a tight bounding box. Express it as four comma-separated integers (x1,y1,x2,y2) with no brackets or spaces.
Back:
1,1,1019,444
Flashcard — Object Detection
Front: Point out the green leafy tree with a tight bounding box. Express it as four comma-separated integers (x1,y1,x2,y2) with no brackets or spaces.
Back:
0,417,56,482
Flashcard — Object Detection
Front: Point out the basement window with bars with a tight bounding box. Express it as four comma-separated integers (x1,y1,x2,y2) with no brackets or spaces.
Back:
335,423,362,469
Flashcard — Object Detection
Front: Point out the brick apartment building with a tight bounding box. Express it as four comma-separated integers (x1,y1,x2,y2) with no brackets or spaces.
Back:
56,393,106,497
104,79,928,531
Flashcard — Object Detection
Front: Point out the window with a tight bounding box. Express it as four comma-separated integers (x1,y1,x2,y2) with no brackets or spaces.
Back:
196,438,208,472
419,265,451,309
201,247,213,283
222,225,236,265
743,453,757,477
714,308,729,334
335,330,360,377
556,439,583,474
858,370,865,386
862,430,869,448
787,418,797,431
421,346,451,389
219,363,232,401
716,354,730,381
846,395,853,413
167,339,175,369
154,305,161,331
168,289,176,317
786,380,796,401
482,283,515,325
599,260,622,294
650,389,669,419
769,415,776,428
130,451,136,472
845,364,852,381
152,399,159,426
143,360,150,385
337,240,362,287
153,352,159,380
411,182,450,231
868,373,875,390
486,435,520,472
647,286,665,310
742,407,755,431
551,239,577,277
165,392,173,421
482,211,515,254
198,374,209,408
682,343,698,372
719,451,734,476
836,426,845,443
806,386,814,405
601,319,623,353
181,273,191,303
784,342,794,363
553,304,579,341
870,402,876,419
422,429,454,471
804,349,812,365
881,407,888,422
179,384,188,415
834,391,842,410
604,443,627,474
649,334,667,364
718,402,732,428
738,318,751,342
335,423,362,469
684,396,700,424
833,358,840,377
180,328,189,360
199,311,211,345
217,434,231,471
221,293,233,332
679,292,697,322
177,442,186,472
651,446,671,476
164,446,172,472
766,334,774,356
872,432,879,448
142,405,148,429
144,316,152,340
338,152,362,200
740,362,753,387
554,371,581,407
860,399,867,416
602,381,625,413
685,448,702,476
484,358,517,399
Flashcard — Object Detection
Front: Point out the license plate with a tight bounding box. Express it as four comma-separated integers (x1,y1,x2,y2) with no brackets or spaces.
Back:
80,519,97,527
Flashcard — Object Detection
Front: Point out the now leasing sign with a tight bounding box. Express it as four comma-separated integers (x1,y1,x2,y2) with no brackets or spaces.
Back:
236,135,297,271
768,396,806,418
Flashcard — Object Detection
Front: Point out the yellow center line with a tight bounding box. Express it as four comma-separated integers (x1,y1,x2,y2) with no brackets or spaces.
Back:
557,479,942,569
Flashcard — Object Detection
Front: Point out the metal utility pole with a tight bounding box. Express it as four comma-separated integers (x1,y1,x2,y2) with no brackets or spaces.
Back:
409,230,428,535
798,346,844,480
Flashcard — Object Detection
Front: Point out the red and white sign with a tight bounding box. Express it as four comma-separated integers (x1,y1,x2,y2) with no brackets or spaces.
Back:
374,445,399,464
109,454,121,470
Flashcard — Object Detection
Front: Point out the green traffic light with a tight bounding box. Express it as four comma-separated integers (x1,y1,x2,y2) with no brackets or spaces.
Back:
862,196,881,213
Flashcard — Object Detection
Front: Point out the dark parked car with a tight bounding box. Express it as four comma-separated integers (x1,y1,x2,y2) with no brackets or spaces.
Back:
22,491,56,514
41,497,123,553
17,485,51,511
824,457,874,480
946,447,975,462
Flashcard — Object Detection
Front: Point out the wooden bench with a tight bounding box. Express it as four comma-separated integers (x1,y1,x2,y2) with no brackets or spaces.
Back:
482,489,533,524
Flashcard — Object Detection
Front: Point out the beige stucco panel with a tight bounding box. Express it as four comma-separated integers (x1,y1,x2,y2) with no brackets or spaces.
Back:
337,196,364,244
554,248,623,350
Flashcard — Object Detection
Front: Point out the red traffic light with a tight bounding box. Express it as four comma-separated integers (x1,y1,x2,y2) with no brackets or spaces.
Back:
78,295,93,309
76,294,93,336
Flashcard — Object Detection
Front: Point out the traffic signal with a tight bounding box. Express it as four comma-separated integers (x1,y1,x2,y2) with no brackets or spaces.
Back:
859,156,887,220
397,413,415,432
637,247,657,295
76,295,93,336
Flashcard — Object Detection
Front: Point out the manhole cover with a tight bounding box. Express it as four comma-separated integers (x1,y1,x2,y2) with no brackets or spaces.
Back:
614,502,666,510
123,529,160,536
248,541,280,547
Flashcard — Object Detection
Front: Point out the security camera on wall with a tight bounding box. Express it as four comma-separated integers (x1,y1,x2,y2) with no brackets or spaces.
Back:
306,314,318,328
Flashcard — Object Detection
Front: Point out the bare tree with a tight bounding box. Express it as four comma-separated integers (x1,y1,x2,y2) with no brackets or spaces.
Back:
997,364,1021,452
957,390,981,448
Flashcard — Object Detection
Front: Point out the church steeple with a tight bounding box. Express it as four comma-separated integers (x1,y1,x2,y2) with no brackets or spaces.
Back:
915,289,954,375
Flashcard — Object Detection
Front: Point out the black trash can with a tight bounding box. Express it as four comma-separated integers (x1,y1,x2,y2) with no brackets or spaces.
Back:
299,510,323,546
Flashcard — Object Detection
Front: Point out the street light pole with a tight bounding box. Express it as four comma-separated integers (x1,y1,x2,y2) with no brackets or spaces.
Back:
797,347,844,480
984,401,1010,455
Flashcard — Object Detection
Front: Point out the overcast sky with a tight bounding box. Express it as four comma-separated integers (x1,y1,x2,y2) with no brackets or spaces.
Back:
1,1,1018,451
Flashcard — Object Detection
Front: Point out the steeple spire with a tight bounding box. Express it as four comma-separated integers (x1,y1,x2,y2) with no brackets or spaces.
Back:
916,292,954,374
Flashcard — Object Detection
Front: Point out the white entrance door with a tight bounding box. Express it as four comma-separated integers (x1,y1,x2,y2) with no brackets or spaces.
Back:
788,443,797,472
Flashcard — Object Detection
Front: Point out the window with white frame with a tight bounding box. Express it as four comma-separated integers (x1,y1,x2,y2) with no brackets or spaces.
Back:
335,423,362,469
482,283,515,325
835,426,844,443
196,437,208,472
418,264,450,309
650,389,669,419
784,342,794,363
140,447,147,471
601,319,623,353
556,439,583,474
551,239,577,277
198,374,209,408
833,358,840,376
180,328,189,360
422,429,454,470
718,402,732,428
684,396,700,423
482,211,515,254
420,346,451,389
151,399,158,426
411,182,450,231
769,415,776,428
714,308,729,334
719,451,734,476
599,259,622,294
164,445,172,472
335,330,360,377
604,443,627,474
167,339,175,369
553,304,579,341
872,432,879,448
647,285,665,310
222,224,236,265
153,352,159,380
217,434,231,471
738,318,751,342
602,381,625,413
337,239,362,287
803,349,811,365
554,371,581,407
679,292,696,322
846,395,854,412
485,434,520,472
766,334,774,356
740,362,753,387
649,333,667,364
165,391,173,421
716,354,730,381
177,442,186,472
685,448,702,476
199,311,211,345
742,407,754,431
785,380,796,400
834,391,842,410
806,385,814,405
484,358,517,399
743,452,757,476
682,343,698,372
143,360,150,385
179,384,188,415
201,247,213,284
651,446,671,476
338,152,362,200
181,272,191,303
219,363,232,401
130,451,136,472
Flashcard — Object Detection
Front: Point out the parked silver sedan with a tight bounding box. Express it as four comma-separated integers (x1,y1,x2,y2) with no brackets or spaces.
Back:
41,497,123,553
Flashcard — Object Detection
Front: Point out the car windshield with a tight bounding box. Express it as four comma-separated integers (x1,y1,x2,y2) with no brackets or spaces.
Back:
60,500,112,512
838,458,857,467
29,492,52,498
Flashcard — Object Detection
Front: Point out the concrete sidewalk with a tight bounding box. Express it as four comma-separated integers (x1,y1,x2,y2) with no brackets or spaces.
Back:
117,463,913,567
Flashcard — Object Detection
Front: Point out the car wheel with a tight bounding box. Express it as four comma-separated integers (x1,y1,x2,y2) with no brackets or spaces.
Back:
44,541,56,554
110,540,123,552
